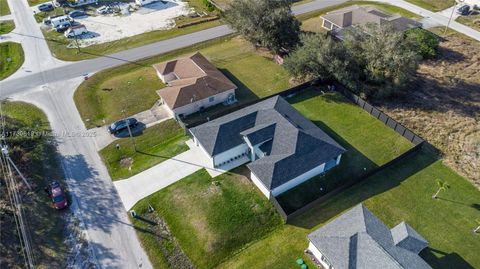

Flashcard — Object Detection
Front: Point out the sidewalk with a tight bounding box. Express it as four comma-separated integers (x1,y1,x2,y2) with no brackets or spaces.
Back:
377,0,480,41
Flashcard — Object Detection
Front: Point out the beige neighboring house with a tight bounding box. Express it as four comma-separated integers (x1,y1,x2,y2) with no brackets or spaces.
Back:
153,52,237,119
320,5,421,38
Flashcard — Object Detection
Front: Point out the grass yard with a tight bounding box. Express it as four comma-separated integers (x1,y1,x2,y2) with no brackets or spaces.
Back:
131,168,283,269
0,42,25,80
34,7,66,23
75,36,291,128
0,0,10,16
219,147,480,269
74,66,164,128
28,0,50,6
404,0,455,12
99,119,189,180
456,14,480,32
0,20,15,35
0,102,69,269
300,1,422,33
276,90,413,212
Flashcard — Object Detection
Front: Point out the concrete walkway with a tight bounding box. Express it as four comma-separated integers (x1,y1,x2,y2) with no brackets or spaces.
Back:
114,140,212,210
377,0,480,41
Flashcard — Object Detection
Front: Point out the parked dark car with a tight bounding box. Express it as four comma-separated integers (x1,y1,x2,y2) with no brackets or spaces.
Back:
38,3,54,12
456,4,471,15
68,10,87,18
108,118,138,134
45,181,68,210
55,23,71,32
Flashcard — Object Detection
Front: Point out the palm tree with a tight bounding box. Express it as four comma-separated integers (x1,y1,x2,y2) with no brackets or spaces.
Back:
474,218,480,233
432,179,450,199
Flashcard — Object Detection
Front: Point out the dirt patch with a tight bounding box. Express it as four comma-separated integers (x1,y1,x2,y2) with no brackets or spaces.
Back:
378,30,480,186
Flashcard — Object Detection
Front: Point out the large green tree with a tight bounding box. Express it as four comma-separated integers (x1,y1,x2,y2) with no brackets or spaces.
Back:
223,0,300,53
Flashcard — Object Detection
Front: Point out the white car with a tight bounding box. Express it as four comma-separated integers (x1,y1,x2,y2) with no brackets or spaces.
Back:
64,24,88,38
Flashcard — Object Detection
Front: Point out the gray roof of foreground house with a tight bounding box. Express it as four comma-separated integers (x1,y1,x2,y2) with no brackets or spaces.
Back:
189,96,345,190
308,204,432,269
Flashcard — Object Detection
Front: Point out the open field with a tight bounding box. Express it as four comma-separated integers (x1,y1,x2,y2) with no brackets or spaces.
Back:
300,1,422,33
75,36,291,128
0,20,15,34
74,66,164,128
0,102,69,269
276,90,413,212
0,0,10,16
218,147,480,269
404,0,455,12
99,119,189,180
131,167,283,269
0,42,24,80
378,27,480,186
456,14,480,32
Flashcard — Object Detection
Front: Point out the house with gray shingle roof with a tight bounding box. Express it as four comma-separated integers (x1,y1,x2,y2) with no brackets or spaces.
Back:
189,96,345,198
307,204,432,269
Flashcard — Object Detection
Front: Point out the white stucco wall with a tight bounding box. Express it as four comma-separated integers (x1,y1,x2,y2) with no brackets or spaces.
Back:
213,143,249,167
271,162,326,197
308,242,334,269
250,171,271,198
172,89,235,117
191,133,215,168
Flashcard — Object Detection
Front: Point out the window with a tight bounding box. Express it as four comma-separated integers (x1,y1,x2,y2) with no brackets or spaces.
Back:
209,96,215,102
323,20,332,30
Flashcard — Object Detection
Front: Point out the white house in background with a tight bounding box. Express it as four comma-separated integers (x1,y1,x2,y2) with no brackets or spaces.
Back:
135,0,158,6
189,96,346,198
152,52,237,119
308,204,432,269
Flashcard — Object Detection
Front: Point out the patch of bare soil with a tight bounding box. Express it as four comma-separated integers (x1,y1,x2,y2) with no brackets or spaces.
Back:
378,31,480,186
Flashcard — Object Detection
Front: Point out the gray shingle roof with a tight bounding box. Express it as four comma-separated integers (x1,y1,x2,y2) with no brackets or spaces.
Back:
189,96,346,189
391,221,429,254
308,204,432,269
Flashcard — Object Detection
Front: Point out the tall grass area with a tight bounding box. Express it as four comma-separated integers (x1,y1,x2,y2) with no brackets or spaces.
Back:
131,168,283,269
0,42,24,80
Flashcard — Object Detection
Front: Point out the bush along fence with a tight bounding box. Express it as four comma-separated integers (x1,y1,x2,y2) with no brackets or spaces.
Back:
178,78,432,223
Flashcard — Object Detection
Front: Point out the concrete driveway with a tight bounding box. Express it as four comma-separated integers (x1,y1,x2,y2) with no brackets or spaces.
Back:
114,139,213,210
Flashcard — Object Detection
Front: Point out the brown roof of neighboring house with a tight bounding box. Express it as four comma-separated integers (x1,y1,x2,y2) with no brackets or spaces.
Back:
153,52,237,109
321,5,420,31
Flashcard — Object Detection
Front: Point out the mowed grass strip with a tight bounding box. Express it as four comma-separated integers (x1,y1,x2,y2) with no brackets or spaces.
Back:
0,42,24,80
456,14,480,32
219,147,480,269
300,1,422,33
75,36,291,128
0,0,10,16
132,168,283,269
99,119,189,180
0,20,15,35
404,0,455,12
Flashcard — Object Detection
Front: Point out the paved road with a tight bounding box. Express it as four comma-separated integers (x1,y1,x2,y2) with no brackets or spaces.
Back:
12,78,153,269
0,0,348,97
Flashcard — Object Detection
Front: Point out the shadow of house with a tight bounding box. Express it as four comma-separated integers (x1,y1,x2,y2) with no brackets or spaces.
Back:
421,248,476,269
289,146,437,229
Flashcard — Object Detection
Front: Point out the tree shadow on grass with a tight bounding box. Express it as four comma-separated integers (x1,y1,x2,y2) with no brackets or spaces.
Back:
275,120,378,214
421,247,475,269
288,146,437,229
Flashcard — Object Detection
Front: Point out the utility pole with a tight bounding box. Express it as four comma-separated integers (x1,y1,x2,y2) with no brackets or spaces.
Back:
444,0,464,35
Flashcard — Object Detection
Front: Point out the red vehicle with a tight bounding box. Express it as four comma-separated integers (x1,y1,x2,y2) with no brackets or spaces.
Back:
46,181,68,209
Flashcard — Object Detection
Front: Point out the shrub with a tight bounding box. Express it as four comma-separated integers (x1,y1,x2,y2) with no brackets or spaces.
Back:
405,28,440,59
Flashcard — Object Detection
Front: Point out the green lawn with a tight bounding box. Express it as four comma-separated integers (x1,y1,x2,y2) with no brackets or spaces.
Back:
28,0,50,6
456,14,480,32
0,20,15,35
0,42,25,80
300,1,422,33
74,66,164,128
276,90,413,212
75,36,291,128
34,7,66,23
219,147,480,269
99,119,189,180
404,0,455,12
0,0,10,16
131,168,283,269
1,102,69,269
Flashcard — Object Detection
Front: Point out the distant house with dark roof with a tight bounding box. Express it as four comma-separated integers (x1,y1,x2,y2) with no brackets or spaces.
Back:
189,96,346,198
320,5,421,39
152,52,237,118
308,204,431,269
